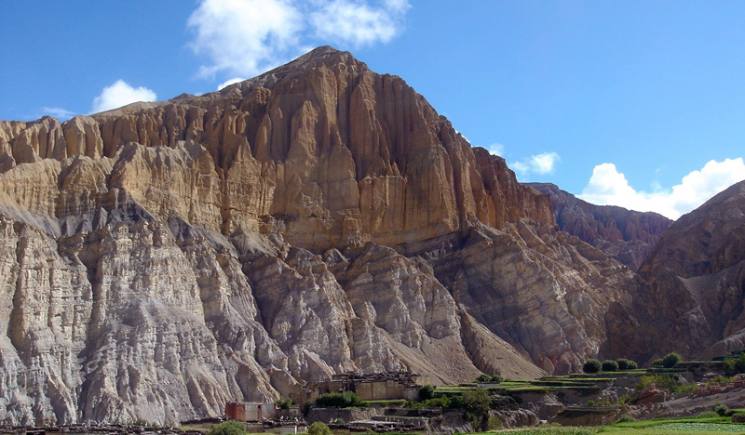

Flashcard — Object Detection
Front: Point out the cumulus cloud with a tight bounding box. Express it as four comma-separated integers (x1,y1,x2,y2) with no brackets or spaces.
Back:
187,0,410,79
188,0,303,78
579,158,745,219
91,80,156,113
513,152,560,175
310,0,408,46
41,106,75,119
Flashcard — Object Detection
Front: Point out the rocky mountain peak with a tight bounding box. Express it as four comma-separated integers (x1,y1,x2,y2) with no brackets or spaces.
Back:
0,46,659,426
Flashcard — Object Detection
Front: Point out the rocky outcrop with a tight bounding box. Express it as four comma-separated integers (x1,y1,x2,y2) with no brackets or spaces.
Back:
0,47,553,251
427,223,633,374
0,46,639,425
605,181,745,362
528,183,671,270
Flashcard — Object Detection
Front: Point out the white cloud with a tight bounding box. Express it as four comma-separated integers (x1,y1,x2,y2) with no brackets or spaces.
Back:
485,143,505,156
91,80,156,113
579,158,745,219
217,77,245,90
41,106,75,119
187,0,411,80
513,152,560,175
187,0,303,78
310,0,408,46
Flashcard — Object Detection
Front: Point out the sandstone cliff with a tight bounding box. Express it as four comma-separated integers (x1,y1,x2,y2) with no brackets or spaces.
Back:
528,183,671,270
0,46,636,426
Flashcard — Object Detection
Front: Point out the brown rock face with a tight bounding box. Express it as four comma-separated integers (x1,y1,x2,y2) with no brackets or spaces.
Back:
0,46,636,425
528,183,671,270
605,181,745,362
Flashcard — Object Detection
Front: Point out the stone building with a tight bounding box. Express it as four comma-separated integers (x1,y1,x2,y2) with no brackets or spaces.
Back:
298,371,420,404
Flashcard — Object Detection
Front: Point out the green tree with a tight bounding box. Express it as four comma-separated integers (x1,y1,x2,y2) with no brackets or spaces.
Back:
276,398,293,410
307,422,333,435
616,358,638,370
315,392,364,408
207,421,246,435
463,389,491,430
418,384,435,401
602,360,619,371
736,353,745,373
583,359,602,373
662,352,682,368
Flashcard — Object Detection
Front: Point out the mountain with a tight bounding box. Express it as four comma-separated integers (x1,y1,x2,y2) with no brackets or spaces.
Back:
528,183,671,270
0,46,638,425
605,180,745,361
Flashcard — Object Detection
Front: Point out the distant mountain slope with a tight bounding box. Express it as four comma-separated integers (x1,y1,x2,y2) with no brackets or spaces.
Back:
528,183,671,270
605,180,745,361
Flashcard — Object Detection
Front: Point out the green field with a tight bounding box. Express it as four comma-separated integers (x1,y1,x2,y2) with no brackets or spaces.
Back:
478,413,745,434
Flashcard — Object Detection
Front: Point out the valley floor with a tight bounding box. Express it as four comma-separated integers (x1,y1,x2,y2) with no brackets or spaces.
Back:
483,413,745,434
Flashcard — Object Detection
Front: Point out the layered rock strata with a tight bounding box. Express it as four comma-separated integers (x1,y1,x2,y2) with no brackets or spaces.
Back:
0,46,638,425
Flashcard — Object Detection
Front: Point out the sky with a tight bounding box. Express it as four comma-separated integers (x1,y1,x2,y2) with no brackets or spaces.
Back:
2,0,745,219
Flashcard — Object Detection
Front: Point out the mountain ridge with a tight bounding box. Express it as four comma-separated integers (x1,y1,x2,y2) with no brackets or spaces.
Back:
0,45,737,426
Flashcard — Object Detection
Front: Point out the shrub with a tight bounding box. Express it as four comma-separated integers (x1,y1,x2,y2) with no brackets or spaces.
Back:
602,360,619,372
661,352,682,368
418,385,435,401
637,374,694,395
315,392,364,408
723,358,737,375
307,422,332,435
651,358,664,368
476,374,503,384
616,359,638,370
207,421,246,435
583,359,602,374
714,403,734,417
616,414,636,423
476,374,491,383
736,353,745,373
422,396,451,409
276,398,292,410
487,415,503,430
463,390,491,430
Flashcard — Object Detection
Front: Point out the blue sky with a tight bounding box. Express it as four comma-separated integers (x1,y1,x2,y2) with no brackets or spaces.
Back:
2,0,744,218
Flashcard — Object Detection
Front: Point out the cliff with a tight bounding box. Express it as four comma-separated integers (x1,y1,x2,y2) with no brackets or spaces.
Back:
0,46,636,426
528,183,671,270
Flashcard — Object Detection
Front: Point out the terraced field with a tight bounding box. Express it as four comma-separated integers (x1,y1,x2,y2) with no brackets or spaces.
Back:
483,413,745,434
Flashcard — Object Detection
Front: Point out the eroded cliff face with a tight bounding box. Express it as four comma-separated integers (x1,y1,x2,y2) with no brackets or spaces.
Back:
605,181,745,362
528,183,671,270
0,46,635,425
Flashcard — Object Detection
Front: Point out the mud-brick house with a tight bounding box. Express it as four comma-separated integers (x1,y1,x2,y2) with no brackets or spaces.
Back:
224,401,276,421
297,371,420,404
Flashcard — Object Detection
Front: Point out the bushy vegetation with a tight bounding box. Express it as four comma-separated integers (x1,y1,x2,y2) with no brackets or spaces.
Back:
722,352,745,375
661,352,682,368
475,373,503,383
616,358,638,370
314,391,364,408
207,421,246,435
583,359,602,373
651,358,664,368
601,360,619,371
307,422,332,435
276,398,293,410
462,389,492,430
418,384,435,401
714,403,734,417
636,374,695,395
